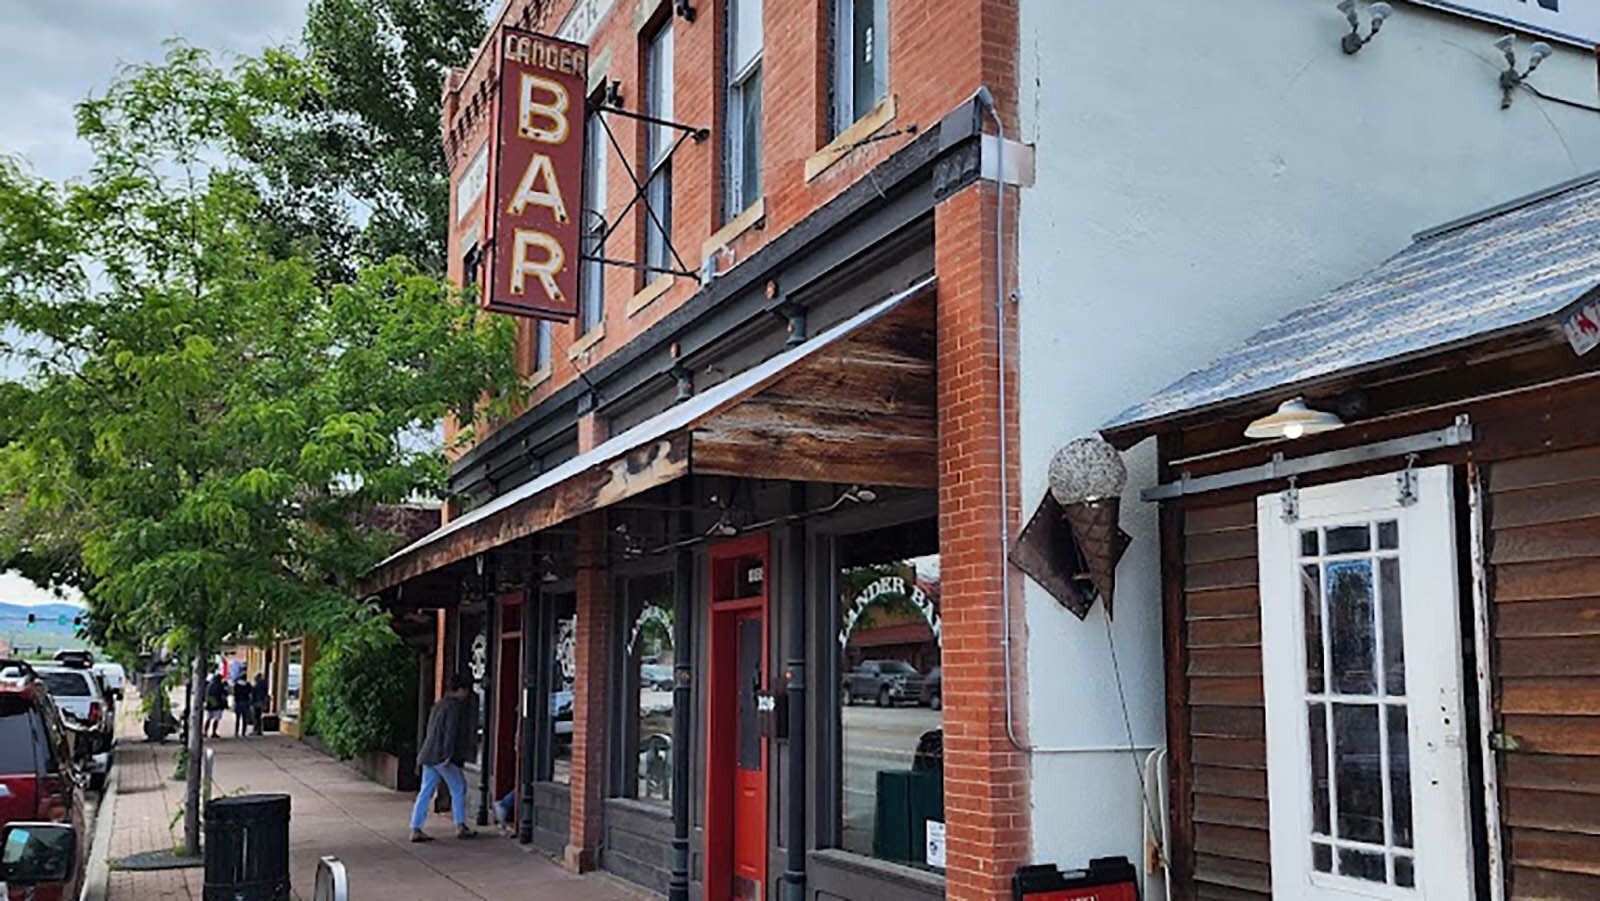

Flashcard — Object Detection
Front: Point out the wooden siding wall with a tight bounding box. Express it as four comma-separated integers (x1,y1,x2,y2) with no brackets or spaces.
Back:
1182,500,1271,900
1487,446,1600,899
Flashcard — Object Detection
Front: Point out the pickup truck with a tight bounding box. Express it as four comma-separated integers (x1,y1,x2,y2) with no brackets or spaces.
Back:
33,666,113,791
840,660,926,708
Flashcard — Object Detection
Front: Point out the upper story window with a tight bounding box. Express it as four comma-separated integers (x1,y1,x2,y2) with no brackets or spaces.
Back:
531,320,552,373
579,107,607,334
724,0,763,217
831,0,888,136
643,22,675,281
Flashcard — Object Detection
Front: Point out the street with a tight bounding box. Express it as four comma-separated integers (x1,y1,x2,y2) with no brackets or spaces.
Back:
841,704,942,857
87,688,651,900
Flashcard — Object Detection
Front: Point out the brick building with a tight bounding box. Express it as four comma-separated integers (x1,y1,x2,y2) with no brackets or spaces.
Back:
360,1,1030,899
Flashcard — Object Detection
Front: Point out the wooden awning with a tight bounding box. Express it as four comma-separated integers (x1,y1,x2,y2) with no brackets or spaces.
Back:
361,276,937,595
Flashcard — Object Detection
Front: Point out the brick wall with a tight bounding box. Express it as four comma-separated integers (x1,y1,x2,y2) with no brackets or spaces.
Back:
443,0,1017,450
566,511,610,871
934,176,1026,900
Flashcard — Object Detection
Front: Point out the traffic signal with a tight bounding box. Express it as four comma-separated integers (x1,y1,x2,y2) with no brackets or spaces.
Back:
57,614,69,627
25,612,36,630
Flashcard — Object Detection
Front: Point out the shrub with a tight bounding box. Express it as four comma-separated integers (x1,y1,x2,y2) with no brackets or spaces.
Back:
310,636,418,760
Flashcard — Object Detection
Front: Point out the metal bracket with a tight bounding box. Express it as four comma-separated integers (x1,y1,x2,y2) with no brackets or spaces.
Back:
1143,414,1477,502
1397,453,1420,507
1488,731,1521,753
1280,475,1300,524
579,100,712,283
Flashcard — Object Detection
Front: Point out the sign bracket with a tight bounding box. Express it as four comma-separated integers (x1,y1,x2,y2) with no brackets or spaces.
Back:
583,97,710,283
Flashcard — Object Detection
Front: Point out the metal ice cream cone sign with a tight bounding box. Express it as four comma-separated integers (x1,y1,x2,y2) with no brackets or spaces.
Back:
1047,436,1132,618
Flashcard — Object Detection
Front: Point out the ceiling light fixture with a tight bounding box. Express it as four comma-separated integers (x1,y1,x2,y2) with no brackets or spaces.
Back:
1337,0,1392,54
1245,397,1346,440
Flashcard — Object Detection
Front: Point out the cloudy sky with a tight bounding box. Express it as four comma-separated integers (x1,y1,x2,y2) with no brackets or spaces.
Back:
0,0,310,183
0,1,311,605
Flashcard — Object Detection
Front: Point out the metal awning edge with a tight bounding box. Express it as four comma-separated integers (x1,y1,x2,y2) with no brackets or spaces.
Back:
360,275,938,595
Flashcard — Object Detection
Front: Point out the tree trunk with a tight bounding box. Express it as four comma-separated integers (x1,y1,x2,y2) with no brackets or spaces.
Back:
184,646,206,856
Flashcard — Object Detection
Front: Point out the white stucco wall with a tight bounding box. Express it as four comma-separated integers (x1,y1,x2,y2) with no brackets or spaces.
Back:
1016,0,1600,884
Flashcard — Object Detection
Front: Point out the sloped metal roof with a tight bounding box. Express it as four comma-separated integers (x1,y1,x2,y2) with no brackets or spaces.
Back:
1104,173,1600,435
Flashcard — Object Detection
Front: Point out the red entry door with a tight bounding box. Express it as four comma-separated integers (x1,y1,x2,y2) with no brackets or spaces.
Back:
494,596,523,802
732,610,766,899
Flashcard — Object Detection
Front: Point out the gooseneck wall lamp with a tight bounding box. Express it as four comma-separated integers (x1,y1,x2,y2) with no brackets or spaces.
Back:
1495,34,1554,109
1338,0,1393,54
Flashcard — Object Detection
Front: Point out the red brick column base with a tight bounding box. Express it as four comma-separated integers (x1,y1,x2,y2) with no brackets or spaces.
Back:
935,180,1029,900
565,512,610,872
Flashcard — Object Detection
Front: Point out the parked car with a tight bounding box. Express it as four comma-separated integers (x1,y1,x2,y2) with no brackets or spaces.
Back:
552,689,574,741
840,659,926,708
639,663,674,691
91,662,126,700
33,666,113,791
0,676,88,900
919,666,942,710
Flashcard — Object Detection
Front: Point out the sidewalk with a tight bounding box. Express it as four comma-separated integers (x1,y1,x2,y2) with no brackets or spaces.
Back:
105,696,650,900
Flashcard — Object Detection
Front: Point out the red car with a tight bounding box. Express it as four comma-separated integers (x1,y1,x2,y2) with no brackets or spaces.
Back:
0,662,87,901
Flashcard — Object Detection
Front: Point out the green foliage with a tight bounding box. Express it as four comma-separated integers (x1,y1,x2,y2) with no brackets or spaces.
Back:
0,43,520,663
237,0,491,274
311,633,419,759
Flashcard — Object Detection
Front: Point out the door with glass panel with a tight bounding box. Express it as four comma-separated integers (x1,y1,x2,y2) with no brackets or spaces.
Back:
1256,467,1473,899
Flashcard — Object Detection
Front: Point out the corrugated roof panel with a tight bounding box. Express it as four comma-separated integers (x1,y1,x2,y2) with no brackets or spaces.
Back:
1104,175,1600,434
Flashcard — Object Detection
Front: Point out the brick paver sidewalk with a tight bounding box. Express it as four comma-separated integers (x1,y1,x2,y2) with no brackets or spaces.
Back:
105,690,650,900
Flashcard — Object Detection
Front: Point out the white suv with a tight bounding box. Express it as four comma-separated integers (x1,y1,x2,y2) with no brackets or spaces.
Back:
34,665,114,791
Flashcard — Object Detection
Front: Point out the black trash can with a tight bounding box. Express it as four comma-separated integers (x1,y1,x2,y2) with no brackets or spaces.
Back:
203,793,291,901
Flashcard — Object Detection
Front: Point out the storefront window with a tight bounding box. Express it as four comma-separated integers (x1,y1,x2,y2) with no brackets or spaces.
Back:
548,593,577,785
836,521,942,869
623,572,675,805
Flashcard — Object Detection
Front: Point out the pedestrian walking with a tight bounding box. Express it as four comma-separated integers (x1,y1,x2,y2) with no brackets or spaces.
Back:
203,673,226,738
409,673,478,842
232,673,252,737
251,672,269,735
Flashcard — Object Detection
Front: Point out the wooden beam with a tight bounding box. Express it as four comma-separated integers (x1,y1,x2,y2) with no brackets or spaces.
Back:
691,425,937,488
361,434,689,594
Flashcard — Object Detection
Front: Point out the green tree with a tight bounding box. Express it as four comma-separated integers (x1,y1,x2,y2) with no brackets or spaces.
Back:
0,45,517,855
237,0,492,277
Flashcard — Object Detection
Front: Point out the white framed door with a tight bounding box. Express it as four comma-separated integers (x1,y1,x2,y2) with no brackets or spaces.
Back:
1257,467,1474,900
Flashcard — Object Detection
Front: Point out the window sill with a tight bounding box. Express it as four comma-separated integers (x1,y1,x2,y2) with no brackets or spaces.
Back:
567,323,606,361
604,797,673,820
526,365,552,391
702,197,766,261
804,94,898,182
807,848,945,889
626,274,675,318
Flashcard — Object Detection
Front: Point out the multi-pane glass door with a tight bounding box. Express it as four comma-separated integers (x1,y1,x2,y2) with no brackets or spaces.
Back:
1257,467,1474,899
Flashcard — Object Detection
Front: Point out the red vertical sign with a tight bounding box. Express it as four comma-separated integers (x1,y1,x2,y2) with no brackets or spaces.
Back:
488,28,588,320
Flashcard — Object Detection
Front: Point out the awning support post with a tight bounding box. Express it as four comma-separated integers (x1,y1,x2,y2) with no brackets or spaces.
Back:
669,482,695,901
781,484,808,901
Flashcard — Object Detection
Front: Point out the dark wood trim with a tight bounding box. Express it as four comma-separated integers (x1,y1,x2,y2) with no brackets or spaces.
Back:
1159,431,1197,901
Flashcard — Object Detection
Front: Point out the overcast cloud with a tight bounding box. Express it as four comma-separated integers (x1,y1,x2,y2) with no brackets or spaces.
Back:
0,2,311,605
0,0,310,182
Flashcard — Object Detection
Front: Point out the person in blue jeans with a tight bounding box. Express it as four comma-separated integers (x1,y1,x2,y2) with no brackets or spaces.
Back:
410,673,479,842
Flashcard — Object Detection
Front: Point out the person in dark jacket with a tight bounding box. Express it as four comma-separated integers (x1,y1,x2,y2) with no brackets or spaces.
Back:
204,673,227,738
231,675,252,737
251,673,269,735
409,673,479,842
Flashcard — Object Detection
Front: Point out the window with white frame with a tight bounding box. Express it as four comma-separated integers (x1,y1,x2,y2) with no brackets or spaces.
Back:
725,0,763,216
579,107,607,334
831,0,888,136
643,22,675,281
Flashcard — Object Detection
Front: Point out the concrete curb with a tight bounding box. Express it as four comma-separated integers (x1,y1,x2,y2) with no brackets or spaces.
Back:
80,748,120,901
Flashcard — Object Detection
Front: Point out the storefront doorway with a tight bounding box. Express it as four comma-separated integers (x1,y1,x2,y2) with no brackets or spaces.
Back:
1256,468,1473,898
706,536,769,901
495,591,523,802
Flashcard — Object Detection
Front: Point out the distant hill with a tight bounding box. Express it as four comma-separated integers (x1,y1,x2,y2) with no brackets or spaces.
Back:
0,602,90,655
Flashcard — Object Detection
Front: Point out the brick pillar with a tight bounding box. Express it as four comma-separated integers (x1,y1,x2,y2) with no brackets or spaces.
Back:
934,179,1028,900
565,511,609,871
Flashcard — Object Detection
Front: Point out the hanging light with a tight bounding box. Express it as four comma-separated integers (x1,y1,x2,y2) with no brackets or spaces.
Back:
1245,397,1345,440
